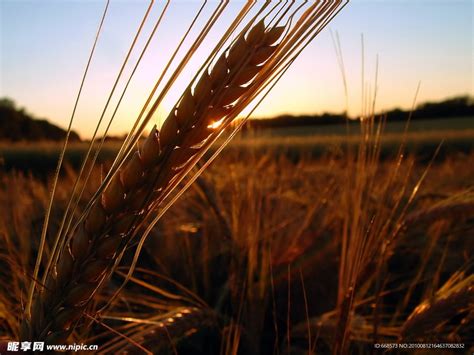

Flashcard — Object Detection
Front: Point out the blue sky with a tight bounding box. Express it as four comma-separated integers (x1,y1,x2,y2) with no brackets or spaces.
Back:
0,0,472,137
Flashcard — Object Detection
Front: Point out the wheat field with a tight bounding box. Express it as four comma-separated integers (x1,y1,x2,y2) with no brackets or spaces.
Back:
1,0,473,354
1,135,473,353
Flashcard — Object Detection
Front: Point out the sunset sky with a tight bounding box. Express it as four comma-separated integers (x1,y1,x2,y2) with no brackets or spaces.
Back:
1,0,472,138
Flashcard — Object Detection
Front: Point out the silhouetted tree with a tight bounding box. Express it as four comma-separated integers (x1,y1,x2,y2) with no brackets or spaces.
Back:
0,98,81,142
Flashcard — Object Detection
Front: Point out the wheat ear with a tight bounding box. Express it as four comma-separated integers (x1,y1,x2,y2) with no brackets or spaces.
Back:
400,272,474,340
21,22,285,344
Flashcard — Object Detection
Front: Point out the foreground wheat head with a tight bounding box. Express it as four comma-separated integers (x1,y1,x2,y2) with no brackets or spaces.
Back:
400,272,474,341
21,1,348,344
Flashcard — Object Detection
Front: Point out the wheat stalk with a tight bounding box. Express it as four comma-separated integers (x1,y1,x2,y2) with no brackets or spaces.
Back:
21,21,288,344
21,1,348,345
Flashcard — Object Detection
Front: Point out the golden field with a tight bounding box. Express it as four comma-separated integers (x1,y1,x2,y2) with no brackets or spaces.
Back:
1,123,473,354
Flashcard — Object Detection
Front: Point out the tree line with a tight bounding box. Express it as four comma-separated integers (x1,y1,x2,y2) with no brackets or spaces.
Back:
245,95,474,129
0,96,472,141
0,98,80,142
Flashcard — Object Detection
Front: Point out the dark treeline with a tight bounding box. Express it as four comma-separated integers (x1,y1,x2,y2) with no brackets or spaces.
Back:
246,95,474,129
0,98,80,142
0,96,472,141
